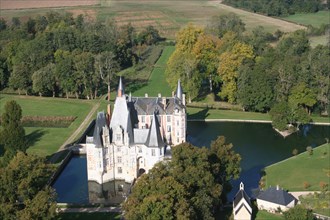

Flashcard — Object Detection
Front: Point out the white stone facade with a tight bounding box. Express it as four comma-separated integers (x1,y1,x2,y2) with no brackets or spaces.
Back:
86,78,186,184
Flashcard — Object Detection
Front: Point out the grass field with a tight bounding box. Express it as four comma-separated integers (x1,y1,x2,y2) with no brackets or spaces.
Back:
0,1,305,39
57,212,120,220
264,143,330,191
284,11,330,28
255,210,284,220
0,94,95,156
132,46,174,97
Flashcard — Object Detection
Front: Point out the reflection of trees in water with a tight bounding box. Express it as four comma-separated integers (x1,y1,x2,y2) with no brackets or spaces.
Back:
88,180,131,205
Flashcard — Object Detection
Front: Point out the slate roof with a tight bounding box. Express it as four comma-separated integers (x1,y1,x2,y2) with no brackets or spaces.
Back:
257,187,297,206
145,113,165,147
93,112,107,147
132,96,184,115
176,79,183,100
234,188,252,208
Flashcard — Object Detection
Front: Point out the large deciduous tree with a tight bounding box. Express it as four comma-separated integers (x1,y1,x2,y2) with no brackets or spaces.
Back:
32,63,57,97
218,42,254,103
0,152,57,220
123,136,241,219
207,13,245,38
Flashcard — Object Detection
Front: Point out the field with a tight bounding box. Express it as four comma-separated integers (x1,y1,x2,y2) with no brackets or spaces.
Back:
0,0,99,10
284,11,330,28
263,143,330,191
0,94,95,156
255,210,284,220
0,0,305,39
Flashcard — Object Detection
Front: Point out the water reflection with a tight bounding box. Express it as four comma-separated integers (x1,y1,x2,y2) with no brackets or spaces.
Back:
88,180,131,205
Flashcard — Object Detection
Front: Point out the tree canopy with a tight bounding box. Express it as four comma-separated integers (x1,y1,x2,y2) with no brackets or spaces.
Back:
123,136,241,219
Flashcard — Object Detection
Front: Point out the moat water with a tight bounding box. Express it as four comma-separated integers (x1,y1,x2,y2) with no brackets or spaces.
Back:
53,122,330,203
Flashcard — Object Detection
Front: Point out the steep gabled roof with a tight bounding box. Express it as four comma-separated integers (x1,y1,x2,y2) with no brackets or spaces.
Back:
257,186,297,206
93,112,107,147
176,79,183,100
145,113,164,147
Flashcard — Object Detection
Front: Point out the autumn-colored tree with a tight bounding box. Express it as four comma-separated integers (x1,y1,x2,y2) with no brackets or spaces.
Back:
192,34,222,91
218,42,254,103
175,24,204,53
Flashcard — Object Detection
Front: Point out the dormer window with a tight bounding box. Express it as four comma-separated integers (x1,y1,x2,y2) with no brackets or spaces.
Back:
116,134,121,142
141,115,145,123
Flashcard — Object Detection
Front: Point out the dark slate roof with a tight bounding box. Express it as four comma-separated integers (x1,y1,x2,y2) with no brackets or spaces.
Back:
234,188,252,208
93,112,107,147
257,187,297,206
145,113,164,147
132,97,184,115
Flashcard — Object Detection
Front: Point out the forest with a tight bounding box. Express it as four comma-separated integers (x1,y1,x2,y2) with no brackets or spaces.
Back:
223,0,328,16
0,12,329,131
0,12,161,99
165,13,329,130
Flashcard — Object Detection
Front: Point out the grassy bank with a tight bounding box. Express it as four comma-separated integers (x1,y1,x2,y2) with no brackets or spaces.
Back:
132,46,174,97
255,210,284,220
263,143,330,191
0,94,95,156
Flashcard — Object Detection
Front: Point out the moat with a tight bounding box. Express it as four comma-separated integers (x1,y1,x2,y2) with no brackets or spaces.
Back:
52,121,330,203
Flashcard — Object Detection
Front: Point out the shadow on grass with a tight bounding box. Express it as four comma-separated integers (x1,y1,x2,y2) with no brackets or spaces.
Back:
125,79,148,94
26,129,48,148
187,107,210,120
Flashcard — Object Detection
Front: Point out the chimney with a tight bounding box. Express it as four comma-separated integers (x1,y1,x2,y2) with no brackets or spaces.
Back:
158,93,161,98
145,93,148,97
276,185,280,190
162,97,167,109
182,94,186,106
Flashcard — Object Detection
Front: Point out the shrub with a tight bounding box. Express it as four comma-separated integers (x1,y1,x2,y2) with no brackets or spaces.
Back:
21,116,76,128
306,146,313,155
319,181,328,191
303,181,311,189
292,148,298,156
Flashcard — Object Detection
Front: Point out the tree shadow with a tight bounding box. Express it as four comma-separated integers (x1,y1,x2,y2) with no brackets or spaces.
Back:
187,107,210,120
125,79,149,94
26,129,48,148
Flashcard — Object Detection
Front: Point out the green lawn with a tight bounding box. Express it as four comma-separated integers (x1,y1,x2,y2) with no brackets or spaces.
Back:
264,143,330,191
132,46,174,97
0,94,95,156
255,210,284,220
284,11,330,28
57,212,121,220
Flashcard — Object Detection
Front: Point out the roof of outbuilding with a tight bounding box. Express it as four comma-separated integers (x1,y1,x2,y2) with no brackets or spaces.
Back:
257,187,297,206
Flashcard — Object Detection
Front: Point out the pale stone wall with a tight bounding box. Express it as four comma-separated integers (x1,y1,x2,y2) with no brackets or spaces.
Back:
257,199,289,212
234,206,251,220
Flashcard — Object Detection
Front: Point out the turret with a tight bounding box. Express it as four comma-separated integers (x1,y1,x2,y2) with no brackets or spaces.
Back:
176,79,183,100
118,76,125,97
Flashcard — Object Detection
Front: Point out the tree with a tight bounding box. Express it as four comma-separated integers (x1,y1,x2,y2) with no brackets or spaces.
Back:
54,49,74,98
218,42,254,103
207,13,245,38
0,18,7,31
288,82,317,114
192,34,222,92
269,101,291,131
283,205,314,220
95,51,119,101
0,101,27,164
0,152,57,220
137,25,161,45
32,63,57,97
123,136,241,219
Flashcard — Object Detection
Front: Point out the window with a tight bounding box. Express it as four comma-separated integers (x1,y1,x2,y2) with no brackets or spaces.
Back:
141,115,145,123
116,134,121,142
118,167,122,174
118,184,123,192
117,156,122,163
106,158,109,166
176,120,179,126
167,115,171,122
117,147,121,152
138,146,142,153
160,148,162,155
151,149,156,156
104,147,108,155
167,125,171,132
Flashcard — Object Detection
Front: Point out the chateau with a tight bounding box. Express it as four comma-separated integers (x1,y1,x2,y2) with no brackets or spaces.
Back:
86,78,186,184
